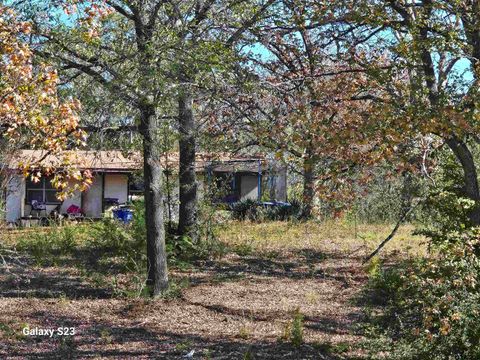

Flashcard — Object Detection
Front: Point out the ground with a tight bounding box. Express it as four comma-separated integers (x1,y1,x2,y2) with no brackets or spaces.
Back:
0,221,424,359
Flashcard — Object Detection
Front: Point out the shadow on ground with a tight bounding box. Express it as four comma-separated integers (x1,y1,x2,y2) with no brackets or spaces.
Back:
0,244,367,359
2,312,347,359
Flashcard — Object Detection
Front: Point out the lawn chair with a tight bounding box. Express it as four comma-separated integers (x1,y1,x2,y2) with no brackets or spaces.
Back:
29,200,47,217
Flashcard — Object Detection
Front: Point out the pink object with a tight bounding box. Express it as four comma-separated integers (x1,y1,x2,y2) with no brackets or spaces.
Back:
67,205,82,214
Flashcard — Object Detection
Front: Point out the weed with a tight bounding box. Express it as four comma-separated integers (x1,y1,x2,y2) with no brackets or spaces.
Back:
290,308,304,347
99,328,113,344
160,277,190,300
234,242,255,257
203,348,212,360
280,308,304,347
243,349,253,360
305,291,320,305
281,321,291,342
313,341,350,354
212,272,246,283
16,225,79,265
175,340,193,352
365,256,381,277
0,322,15,339
58,334,75,349
237,325,251,339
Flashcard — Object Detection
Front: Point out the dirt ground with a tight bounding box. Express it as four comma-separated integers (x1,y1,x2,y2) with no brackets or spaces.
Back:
0,221,424,359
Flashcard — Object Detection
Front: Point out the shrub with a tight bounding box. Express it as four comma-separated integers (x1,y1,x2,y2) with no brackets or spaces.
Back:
231,198,310,222
361,171,480,359
16,225,79,265
290,308,305,347
263,199,310,221
115,199,225,265
365,229,480,359
365,257,405,306
231,199,258,221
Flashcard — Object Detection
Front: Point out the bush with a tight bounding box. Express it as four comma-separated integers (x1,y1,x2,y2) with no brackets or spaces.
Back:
231,199,259,221
231,198,310,222
371,239,480,359
112,199,225,266
364,219,480,359
262,199,310,221
16,225,79,265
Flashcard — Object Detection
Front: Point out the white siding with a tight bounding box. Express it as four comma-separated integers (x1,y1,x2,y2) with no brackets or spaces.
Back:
275,168,287,202
240,175,258,200
83,175,103,217
60,184,82,214
5,175,25,223
104,174,128,204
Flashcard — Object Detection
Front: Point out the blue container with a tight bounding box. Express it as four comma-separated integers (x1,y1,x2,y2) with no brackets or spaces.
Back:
113,208,133,223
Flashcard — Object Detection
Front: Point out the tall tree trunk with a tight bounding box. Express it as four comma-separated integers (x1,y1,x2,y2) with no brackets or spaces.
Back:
303,155,315,218
178,87,198,242
445,136,480,225
140,104,168,295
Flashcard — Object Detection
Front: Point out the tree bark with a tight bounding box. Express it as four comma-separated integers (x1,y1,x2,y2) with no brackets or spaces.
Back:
445,136,480,225
302,155,315,218
139,104,168,295
177,87,198,242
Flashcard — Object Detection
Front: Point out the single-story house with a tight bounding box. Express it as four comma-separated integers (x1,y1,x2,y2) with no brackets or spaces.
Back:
1,150,287,224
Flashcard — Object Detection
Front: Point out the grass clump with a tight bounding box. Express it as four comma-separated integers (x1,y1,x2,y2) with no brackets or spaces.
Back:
237,326,251,339
281,308,304,347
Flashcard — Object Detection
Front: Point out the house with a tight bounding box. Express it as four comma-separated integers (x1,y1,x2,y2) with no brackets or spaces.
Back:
2,150,138,224
1,150,287,224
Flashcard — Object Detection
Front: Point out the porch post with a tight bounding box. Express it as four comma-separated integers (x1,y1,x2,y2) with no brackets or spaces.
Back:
101,172,105,214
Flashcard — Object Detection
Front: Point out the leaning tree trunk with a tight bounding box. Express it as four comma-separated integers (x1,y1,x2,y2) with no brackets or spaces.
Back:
140,104,169,295
302,155,315,219
445,136,480,225
177,87,198,242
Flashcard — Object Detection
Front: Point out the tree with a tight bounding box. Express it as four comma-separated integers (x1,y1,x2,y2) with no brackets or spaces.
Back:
212,1,377,216
162,0,277,241
0,6,88,196
17,0,277,294
23,0,174,295
340,0,480,224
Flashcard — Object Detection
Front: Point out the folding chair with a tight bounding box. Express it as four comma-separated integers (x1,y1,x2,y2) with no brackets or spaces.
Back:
30,200,47,217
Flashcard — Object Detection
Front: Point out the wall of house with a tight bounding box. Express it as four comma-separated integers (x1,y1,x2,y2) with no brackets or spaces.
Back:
60,187,82,214
5,172,130,223
82,173,128,218
104,173,128,204
275,167,287,202
240,175,259,200
5,175,24,223
6,175,82,222
82,174,103,218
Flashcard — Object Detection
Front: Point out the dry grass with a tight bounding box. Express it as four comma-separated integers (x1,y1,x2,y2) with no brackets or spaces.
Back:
219,220,426,258
0,220,425,359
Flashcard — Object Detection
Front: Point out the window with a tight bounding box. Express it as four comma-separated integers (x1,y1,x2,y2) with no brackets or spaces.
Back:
26,176,61,204
212,172,240,203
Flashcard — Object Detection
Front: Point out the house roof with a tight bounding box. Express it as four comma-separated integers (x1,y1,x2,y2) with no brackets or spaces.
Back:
6,150,275,173
6,150,141,172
